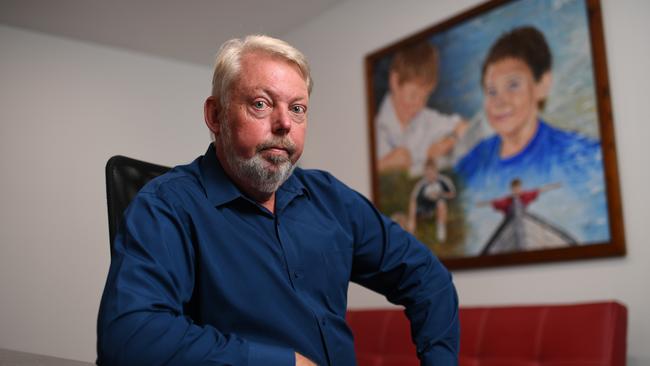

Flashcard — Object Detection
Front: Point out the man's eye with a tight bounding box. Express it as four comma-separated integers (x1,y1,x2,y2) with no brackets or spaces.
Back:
253,101,268,110
291,105,306,114
485,87,497,97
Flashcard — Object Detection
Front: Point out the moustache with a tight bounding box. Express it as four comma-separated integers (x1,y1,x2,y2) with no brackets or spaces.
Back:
256,138,297,157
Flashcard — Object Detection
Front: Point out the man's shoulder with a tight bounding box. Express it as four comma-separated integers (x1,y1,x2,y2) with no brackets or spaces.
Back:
137,158,203,203
292,167,341,188
290,167,361,200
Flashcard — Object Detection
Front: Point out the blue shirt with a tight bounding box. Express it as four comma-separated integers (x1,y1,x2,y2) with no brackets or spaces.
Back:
97,144,459,366
455,120,609,251
455,120,603,195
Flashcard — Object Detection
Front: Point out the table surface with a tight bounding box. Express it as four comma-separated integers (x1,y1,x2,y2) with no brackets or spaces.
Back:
0,349,93,366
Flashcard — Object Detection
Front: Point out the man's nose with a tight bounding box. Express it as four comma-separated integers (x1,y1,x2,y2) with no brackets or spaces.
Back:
272,107,292,134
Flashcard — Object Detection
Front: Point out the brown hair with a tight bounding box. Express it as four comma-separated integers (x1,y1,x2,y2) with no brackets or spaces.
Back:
390,41,439,86
481,26,552,85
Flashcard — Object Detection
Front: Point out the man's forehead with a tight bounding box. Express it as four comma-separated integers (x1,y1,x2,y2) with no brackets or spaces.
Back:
242,51,305,78
235,53,308,97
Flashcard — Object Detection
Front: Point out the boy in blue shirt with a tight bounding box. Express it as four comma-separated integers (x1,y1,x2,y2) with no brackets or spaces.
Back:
455,26,608,252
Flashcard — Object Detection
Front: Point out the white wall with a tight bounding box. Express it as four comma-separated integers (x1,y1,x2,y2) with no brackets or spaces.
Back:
284,0,650,364
0,24,211,361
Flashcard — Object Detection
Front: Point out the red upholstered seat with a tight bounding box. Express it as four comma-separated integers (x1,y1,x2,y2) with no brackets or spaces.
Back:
346,309,417,365
347,301,627,366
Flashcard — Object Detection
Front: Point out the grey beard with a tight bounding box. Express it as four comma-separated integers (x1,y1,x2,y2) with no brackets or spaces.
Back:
227,151,296,194
218,120,297,195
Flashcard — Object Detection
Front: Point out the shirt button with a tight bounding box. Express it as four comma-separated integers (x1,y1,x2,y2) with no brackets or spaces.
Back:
321,318,327,326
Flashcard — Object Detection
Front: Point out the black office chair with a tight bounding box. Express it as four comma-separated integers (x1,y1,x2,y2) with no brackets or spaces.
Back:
105,155,170,253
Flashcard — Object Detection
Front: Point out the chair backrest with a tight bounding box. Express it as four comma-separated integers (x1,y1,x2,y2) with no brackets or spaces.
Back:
105,155,170,253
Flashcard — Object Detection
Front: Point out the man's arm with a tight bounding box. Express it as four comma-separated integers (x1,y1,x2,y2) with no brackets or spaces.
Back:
341,187,459,364
97,191,295,366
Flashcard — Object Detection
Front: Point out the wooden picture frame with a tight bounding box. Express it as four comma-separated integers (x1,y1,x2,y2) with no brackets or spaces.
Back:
365,0,625,270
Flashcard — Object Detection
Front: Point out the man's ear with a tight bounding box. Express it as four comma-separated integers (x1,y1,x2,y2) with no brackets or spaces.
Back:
204,96,221,136
535,71,553,101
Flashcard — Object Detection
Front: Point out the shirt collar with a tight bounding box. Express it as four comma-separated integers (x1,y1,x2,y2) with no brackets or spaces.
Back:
275,167,310,213
199,143,309,209
199,143,241,207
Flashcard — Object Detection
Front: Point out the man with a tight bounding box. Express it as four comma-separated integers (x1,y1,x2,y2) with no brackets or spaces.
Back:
97,35,459,366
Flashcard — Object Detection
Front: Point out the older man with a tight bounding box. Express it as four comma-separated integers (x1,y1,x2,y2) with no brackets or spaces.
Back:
97,35,459,366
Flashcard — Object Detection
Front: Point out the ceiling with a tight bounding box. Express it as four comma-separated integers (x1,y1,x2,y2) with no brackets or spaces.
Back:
0,0,346,66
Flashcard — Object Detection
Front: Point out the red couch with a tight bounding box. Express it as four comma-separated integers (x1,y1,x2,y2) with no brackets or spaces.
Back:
346,301,627,366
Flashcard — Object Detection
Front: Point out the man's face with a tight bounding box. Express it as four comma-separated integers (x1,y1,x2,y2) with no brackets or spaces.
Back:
389,71,435,125
483,57,545,140
212,51,308,193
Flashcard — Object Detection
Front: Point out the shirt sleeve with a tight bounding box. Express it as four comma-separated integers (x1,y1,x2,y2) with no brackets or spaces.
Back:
339,179,460,365
97,190,294,366
491,196,512,213
520,190,540,206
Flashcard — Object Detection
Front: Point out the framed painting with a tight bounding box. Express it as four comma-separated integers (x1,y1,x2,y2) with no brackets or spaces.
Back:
365,0,625,269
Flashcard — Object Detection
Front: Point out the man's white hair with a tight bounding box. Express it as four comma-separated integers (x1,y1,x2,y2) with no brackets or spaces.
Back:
211,34,313,112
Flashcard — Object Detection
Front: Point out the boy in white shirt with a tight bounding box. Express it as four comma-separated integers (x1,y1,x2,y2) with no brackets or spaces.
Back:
375,41,468,176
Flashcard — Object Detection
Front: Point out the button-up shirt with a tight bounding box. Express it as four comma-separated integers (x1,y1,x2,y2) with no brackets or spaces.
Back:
97,144,459,365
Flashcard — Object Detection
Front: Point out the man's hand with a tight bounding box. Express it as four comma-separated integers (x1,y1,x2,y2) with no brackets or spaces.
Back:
295,352,317,366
